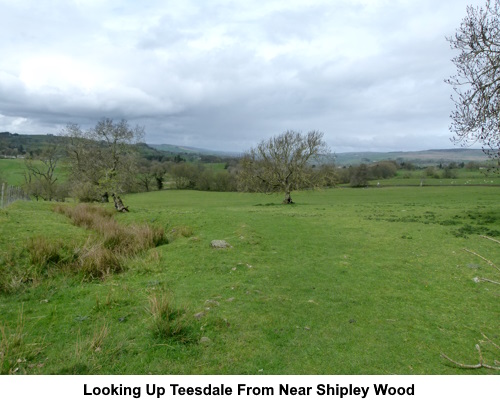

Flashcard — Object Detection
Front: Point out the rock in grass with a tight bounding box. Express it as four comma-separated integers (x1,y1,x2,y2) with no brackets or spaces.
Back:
210,240,232,249
200,336,211,344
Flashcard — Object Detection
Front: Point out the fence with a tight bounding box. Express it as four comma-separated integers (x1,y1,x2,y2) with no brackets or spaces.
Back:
0,183,30,209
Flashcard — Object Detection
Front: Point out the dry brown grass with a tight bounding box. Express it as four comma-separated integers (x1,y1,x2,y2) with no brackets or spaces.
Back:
27,236,67,268
54,204,167,257
47,204,168,279
53,204,113,229
89,323,109,352
77,240,123,279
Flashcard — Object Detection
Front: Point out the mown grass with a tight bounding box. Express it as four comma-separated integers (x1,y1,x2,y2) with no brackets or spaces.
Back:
0,187,499,374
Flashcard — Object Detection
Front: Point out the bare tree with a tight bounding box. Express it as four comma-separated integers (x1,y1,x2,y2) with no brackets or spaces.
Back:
238,130,330,204
62,118,144,201
23,143,62,201
447,0,500,163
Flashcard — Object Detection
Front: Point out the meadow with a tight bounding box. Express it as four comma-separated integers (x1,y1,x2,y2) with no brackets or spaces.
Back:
0,186,499,375
0,158,69,186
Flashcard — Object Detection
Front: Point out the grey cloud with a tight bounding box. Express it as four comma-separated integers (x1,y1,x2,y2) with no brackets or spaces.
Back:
0,0,487,152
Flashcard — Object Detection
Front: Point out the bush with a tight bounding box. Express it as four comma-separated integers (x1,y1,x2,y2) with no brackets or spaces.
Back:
369,161,398,179
350,164,369,187
70,181,102,202
424,166,441,179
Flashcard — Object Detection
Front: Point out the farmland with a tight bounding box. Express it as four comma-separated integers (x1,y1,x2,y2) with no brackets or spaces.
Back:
0,186,499,374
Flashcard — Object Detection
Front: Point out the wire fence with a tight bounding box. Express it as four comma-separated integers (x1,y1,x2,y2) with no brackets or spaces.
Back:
1,183,30,209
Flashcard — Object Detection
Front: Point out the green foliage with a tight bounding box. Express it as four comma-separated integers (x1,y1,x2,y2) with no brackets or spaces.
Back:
168,162,238,191
238,130,330,203
349,164,369,187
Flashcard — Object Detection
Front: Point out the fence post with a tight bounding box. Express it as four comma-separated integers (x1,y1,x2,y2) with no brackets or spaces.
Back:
1,182,4,209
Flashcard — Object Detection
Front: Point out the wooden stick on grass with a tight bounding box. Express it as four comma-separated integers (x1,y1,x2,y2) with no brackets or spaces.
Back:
441,344,500,370
463,248,500,273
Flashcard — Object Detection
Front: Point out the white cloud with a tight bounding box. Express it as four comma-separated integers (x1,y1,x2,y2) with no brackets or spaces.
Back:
0,0,488,152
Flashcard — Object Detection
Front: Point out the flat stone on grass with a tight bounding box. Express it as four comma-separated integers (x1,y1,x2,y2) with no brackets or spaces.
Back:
210,240,232,249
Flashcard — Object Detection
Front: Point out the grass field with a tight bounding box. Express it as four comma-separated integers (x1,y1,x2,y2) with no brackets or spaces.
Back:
0,187,499,375
0,158,69,186
372,168,500,187
0,159,28,185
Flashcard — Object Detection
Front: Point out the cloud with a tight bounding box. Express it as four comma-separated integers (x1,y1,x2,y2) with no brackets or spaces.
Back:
0,0,487,152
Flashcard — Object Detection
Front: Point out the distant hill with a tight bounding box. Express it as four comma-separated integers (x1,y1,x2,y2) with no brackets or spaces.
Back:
0,132,180,161
0,132,493,166
150,144,491,166
333,149,491,166
149,143,239,157
0,132,60,156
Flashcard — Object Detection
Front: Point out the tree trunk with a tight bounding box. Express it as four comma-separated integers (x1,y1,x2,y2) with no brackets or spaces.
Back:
112,193,129,212
282,190,293,204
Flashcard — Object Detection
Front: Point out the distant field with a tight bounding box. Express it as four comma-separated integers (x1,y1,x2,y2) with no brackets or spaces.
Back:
0,158,27,185
1,187,499,375
334,149,492,166
370,168,500,187
0,158,69,186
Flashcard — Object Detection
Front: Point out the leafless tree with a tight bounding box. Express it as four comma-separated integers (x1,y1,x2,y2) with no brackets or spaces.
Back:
447,0,500,163
238,130,330,204
23,143,62,201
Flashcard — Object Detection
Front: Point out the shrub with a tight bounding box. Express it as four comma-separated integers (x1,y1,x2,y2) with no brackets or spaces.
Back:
70,181,101,203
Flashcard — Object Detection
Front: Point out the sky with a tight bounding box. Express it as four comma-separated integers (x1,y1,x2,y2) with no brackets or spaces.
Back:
0,0,487,153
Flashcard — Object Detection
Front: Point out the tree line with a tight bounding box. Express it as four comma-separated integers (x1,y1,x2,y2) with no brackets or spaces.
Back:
10,117,497,205
18,120,338,203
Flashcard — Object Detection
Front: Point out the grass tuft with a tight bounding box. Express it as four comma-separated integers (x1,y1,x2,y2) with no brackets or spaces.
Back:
54,203,168,256
53,204,113,229
27,236,70,268
168,225,194,241
147,292,195,343
0,306,44,374
89,323,109,352
77,240,123,279
50,203,168,279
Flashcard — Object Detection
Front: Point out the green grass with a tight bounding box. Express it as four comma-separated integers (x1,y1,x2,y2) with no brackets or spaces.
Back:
371,168,500,187
0,187,499,374
0,159,27,185
0,158,69,186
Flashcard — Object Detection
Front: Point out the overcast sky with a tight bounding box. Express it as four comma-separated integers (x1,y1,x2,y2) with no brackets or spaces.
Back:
0,0,487,153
